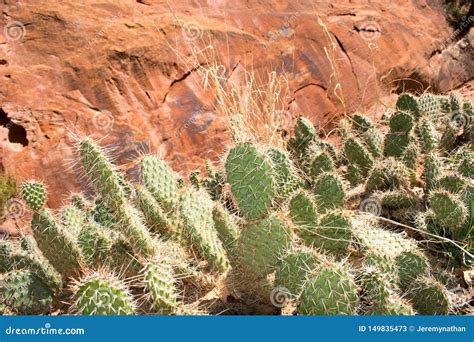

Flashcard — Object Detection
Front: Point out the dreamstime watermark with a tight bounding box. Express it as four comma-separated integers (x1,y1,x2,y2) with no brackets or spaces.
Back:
173,19,203,41
439,15,474,51
357,20,381,43
3,198,26,220
92,110,115,131
359,196,382,216
4,21,26,41
449,110,471,132
176,105,215,137
267,13,300,45
5,322,85,336
270,286,293,308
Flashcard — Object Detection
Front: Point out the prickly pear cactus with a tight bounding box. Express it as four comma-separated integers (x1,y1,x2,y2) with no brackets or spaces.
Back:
78,223,113,267
298,264,358,315
313,173,345,211
212,204,240,254
343,136,374,175
31,208,84,278
237,216,292,279
180,190,230,272
71,271,136,315
140,155,181,211
267,147,300,203
274,248,320,297
21,181,46,211
225,143,276,220
2,270,53,314
315,210,352,255
289,190,319,244
429,190,468,231
141,260,178,314
407,276,450,315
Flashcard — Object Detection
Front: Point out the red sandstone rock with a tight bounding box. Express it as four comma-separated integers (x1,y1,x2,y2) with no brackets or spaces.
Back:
0,0,472,213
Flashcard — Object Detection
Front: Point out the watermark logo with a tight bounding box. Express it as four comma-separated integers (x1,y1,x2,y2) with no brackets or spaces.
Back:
4,21,26,41
358,20,381,42
92,111,115,131
176,105,214,136
359,196,382,216
174,19,203,41
450,110,470,132
3,198,25,220
270,286,292,308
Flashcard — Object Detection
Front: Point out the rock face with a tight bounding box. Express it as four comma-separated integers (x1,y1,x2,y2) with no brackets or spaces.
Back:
0,0,472,209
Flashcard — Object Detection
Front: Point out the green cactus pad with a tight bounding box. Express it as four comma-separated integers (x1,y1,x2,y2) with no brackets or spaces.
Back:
78,223,113,267
134,185,173,236
364,127,384,158
380,190,417,210
358,265,392,308
72,271,136,315
21,181,46,212
289,190,319,244
429,190,468,231
437,174,467,193
78,138,127,210
61,205,85,239
395,251,429,289
141,261,178,313
298,265,358,315
31,209,84,278
396,94,420,118
314,210,352,255
352,113,374,133
418,93,441,118
389,111,414,133
180,190,230,272
449,91,462,112
402,141,419,172
370,295,415,315
424,153,443,192
408,277,449,315
267,147,300,203
212,204,240,254
418,117,439,152
346,164,362,187
294,117,316,143
313,173,345,211
274,249,320,297
365,158,410,192
2,270,53,314
11,236,63,289
237,216,292,278
310,152,335,180
343,137,374,174
384,133,411,158
140,155,181,211
225,143,276,220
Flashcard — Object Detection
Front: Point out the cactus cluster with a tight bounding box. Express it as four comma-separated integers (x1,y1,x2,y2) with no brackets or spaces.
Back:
0,91,471,316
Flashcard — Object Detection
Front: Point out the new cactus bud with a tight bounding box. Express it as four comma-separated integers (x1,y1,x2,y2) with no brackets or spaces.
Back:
21,181,46,212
